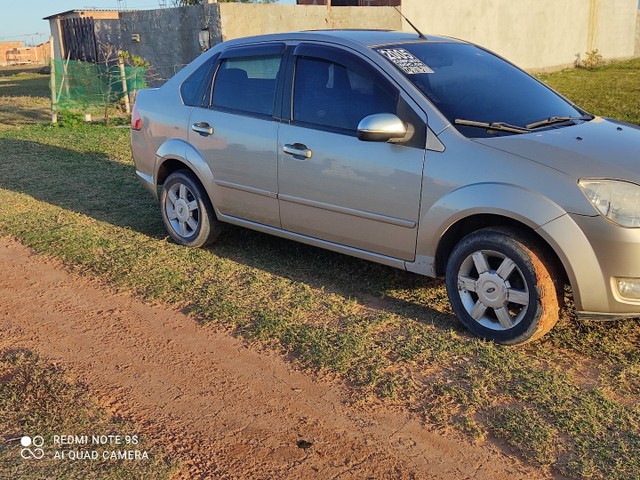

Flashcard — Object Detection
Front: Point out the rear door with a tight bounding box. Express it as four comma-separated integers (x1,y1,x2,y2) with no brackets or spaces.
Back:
188,43,285,228
278,44,427,261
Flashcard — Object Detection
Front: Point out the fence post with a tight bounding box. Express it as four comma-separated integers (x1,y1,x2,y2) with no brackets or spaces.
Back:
118,56,131,114
49,37,57,124
57,53,71,105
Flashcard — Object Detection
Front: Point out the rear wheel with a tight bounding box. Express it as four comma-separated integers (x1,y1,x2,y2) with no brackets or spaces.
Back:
445,228,560,345
161,170,220,247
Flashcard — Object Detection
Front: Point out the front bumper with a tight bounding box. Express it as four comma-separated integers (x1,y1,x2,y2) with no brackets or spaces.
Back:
538,213,640,318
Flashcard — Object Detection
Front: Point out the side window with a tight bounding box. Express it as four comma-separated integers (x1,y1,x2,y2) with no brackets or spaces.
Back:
180,57,216,107
212,54,282,117
293,56,398,133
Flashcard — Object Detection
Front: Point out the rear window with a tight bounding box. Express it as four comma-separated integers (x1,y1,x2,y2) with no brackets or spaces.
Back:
212,54,282,117
180,57,216,107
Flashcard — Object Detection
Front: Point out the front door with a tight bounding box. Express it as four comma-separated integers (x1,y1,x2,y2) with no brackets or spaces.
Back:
278,45,426,261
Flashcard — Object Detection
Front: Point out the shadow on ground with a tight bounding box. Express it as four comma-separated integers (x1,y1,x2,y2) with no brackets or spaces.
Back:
0,137,459,330
0,73,50,98
0,97,50,125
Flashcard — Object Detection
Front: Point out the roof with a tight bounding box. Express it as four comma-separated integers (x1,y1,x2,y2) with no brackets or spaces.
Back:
43,9,121,20
304,29,458,46
221,29,463,50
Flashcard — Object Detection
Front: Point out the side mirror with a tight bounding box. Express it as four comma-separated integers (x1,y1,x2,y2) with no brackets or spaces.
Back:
357,113,407,142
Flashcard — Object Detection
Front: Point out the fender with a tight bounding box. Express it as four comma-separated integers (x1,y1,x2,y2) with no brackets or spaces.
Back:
536,214,605,312
155,139,222,212
406,183,567,276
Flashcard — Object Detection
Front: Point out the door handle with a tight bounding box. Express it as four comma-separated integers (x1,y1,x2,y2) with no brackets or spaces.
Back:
283,143,313,159
191,122,214,136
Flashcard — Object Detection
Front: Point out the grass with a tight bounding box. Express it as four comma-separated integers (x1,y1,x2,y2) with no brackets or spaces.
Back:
0,70,50,126
0,66,128,127
0,64,46,76
0,349,175,479
538,57,640,125
0,60,639,479
0,71,50,98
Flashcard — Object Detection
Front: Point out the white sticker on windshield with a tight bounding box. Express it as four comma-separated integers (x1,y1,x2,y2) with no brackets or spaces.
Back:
377,48,434,74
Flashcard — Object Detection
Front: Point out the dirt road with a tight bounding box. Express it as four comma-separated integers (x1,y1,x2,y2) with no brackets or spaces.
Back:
0,237,550,479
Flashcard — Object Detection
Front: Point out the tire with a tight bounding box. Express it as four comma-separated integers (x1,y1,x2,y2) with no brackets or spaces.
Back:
445,228,560,345
160,170,221,248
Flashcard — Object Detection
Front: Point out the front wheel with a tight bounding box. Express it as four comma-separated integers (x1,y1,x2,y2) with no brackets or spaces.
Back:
445,228,561,345
160,170,220,248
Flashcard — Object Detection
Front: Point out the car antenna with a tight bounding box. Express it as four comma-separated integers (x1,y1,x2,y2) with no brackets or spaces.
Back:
394,6,427,40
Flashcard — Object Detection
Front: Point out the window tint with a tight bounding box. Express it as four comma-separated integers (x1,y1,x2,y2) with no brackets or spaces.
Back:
180,57,215,107
212,54,282,117
293,56,398,133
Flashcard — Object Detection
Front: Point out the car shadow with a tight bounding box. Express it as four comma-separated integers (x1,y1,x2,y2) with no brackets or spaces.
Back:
0,99,51,126
0,137,461,332
0,137,165,237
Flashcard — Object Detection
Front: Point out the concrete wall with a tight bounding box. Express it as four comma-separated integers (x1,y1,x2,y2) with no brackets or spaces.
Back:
121,3,399,83
94,19,123,57
636,10,640,56
593,0,638,59
296,0,401,5
45,2,638,85
401,0,638,70
119,5,222,83
217,4,401,41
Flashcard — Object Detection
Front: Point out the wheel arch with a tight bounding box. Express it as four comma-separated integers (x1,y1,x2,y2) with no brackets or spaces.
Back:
415,183,571,285
434,214,568,286
154,139,219,209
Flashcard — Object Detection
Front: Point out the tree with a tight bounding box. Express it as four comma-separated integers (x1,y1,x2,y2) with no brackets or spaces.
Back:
86,43,153,125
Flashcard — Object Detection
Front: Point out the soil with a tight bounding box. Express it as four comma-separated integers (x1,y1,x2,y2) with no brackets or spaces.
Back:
0,237,553,479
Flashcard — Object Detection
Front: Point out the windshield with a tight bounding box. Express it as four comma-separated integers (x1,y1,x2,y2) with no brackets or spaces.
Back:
375,42,586,138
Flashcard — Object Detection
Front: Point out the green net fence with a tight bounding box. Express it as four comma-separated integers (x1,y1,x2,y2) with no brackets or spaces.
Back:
51,59,147,109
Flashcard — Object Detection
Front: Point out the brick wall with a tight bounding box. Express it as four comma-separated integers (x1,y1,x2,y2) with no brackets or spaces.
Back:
6,42,50,65
0,41,24,66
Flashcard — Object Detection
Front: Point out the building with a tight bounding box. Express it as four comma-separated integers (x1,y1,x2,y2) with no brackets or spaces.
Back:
44,10,121,63
0,41,24,66
5,42,50,65
44,1,639,83
43,5,399,84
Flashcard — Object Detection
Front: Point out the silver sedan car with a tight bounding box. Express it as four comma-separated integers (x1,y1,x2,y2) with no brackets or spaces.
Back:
131,30,640,344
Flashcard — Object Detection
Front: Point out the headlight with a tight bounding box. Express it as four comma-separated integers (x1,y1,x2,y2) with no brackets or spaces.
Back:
579,179,640,227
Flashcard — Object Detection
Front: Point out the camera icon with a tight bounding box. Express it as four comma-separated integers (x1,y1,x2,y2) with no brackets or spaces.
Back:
20,436,45,460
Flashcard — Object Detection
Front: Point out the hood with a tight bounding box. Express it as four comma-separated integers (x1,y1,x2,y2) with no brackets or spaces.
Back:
473,118,640,183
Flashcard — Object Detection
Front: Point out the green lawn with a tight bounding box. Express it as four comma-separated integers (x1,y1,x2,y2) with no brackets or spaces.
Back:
0,60,639,480
539,58,640,126
0,69,50,125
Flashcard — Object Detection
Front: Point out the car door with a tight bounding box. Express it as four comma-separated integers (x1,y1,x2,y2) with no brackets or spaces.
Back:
278,44,427,261
188,43,285,228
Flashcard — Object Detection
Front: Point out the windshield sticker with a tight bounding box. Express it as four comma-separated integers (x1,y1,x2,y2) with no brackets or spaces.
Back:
376,48,434,74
